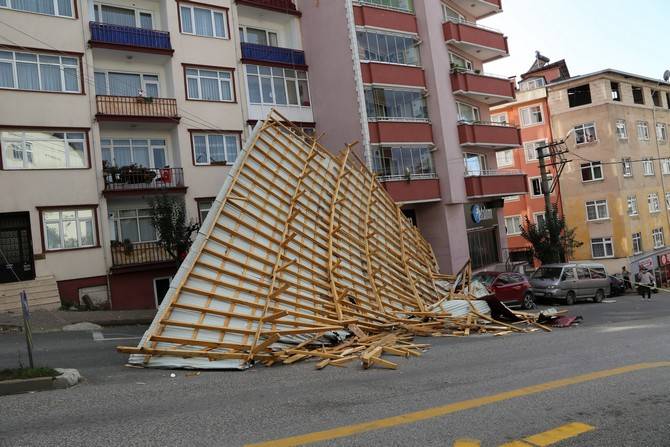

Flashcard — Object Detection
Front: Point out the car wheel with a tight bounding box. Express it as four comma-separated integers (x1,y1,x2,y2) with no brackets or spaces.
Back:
522,292,535,310
565,291,576,306
594,289,604,303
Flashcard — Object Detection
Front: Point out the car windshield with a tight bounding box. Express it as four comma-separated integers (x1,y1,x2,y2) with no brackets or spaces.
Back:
532,267,563,280
472,273,497,286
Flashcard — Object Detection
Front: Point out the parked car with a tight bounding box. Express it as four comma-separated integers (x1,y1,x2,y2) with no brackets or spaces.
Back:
472,271,535,309
529,263,611,305
609,274,627,297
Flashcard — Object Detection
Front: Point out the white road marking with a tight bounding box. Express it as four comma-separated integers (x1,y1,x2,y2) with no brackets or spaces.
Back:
92,331,141,342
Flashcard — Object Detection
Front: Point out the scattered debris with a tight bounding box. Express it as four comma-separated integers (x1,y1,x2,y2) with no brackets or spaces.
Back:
62,322,103,332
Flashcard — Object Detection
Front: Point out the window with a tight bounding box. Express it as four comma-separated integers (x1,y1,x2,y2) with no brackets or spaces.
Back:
643,158,654,176
179,3,228,38
496,149,514,167
357,30,420,66
448,52,472,71
192,132,240,165
110,209,156,243
667,92,670,110
567,84,592,107
622,158,632,177
663,159,670,175
94,71,159,97
93,3,153,29
463,152,487,175
504,195,520,202
632,232,642,254
1,130,86,169
534,212,546,230
637,121,650,141
574,122,597,144
657,123,667,142
627,195,638,216
371,145,434,178
490,113,508,124
0,50,80,93
246,65,311,107
456,102,480,123
365,86,427,120
185,67,233,102
505,216,522,235
43,209,96,251
524,140,547,162
591,237,613,258
652,90,662,107
100,138,166,168
615,120,627,139
581,161,603,182
576,267,590,280
441,3,463,21
0,0,73,17
519,77,545,91
197,199,214,223
611,81,621,101
153,276,172,307
632,86,644,104
648,193,661,213
530,175,551,196
666,192,670,210
359,0,414,13
653,228,665,249
519,105,543,127
239,26,278,46
585,199,609,221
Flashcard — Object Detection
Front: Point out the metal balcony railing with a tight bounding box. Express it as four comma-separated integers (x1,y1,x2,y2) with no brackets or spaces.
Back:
96,96,179,120
464,168,524,177
241,42,306,66
103,167,184,192
110,241,173,267
89,22,172,51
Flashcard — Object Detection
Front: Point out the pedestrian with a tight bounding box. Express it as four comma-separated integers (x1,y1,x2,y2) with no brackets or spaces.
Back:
622,266,631,291
639,268,655,300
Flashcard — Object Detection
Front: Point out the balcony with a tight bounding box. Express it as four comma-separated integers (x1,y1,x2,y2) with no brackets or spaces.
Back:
457,121,521,150
443,20,508,62
96,96,180,123
236,0,301,16
89,22,173,55
241,42,306,68
110,241,173,267
464,170,527,199
368,121,433,143
103,167,186,196
448,0,501,20
450,70,514,105
378,175,441,204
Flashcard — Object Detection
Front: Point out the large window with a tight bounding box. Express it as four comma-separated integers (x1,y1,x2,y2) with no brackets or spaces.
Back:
93,3,153,28
519,77,545,91
581,161,603,182
643,158,654,176
0,50,80,93
657,123,667,142
637,121,650,141
585,199,609,221
530,175,551,196
449,52,472,71
653,227,665,249
622,157,633,177
519,105,543,127
648,193,661,213
246,65,310,107
496,149,513,167
185,67,233,102
365,87,427,121
442,3,463,21
1,130,86,170
359,0,414,13
371,145,434,178
100,138,166,168
615,119,627,139
632,85,644,104
94,71,159,97
662,159,670,175
567,84,592,107
505,216,522,235
627,195,638,216
239,26,277,46
357,30,420,66
179,3,228,38
524,140,547,162
43,209,96,251
464,152,487,175
192,132,240,165
574,122,597,144
0,0,73,17
591,237,613,258
456,102,479,123
197,199,214,223
110,209,156,243
632,232,642,254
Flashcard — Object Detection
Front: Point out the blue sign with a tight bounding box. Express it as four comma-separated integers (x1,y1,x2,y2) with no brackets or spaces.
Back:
471,204,483,224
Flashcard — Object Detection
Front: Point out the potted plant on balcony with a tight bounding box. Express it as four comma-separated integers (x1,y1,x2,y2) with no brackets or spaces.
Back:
119,164,157,184
102,160,122,184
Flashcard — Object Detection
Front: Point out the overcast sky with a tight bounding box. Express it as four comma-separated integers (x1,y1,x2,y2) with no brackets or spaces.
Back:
481,0,670,81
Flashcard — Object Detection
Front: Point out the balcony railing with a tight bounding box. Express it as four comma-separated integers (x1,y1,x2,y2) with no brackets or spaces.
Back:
89,22,172,52
450,69,515,105
442,19,508,62
96,96,179,122
237,0,300,15
464,169,524,177
110,241,173,267
464,169,527,198
457,121,521,149
103,167,185,193
241,42,306,67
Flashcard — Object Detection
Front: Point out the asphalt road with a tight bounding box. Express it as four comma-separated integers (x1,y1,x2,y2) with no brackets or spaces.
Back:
1,293,669,447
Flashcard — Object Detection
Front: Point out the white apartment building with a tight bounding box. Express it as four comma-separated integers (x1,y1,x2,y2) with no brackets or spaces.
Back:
0,0,311,309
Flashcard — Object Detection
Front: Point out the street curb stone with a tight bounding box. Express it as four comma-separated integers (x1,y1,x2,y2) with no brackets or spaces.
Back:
0,369,81,396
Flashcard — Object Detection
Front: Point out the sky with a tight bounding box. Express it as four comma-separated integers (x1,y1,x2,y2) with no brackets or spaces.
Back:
480,0,670,81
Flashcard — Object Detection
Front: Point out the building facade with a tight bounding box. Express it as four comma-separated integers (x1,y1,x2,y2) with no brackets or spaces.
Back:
299,0,524,273
547,70,670,276
0,0,312,309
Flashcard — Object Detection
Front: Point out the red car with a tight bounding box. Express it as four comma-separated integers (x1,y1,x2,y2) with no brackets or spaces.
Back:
472,271,535,309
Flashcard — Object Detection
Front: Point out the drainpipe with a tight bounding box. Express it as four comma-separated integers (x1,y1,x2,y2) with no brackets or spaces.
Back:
652,94,670,279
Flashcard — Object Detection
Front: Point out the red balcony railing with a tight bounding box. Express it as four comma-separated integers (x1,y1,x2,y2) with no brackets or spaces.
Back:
110,241,173,267
378,175,441,203
96,95,180,123
236,0,300,16
457,121,521,149
103,167,185,194
450,70,514,105
464,169,527,198
443,19,508,62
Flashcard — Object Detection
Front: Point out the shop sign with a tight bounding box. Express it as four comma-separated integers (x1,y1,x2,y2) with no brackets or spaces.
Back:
471,204,493,224
659,252,670,266
639,257,654,270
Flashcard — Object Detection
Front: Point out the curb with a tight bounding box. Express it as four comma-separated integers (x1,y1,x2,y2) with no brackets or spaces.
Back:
0,369,81,396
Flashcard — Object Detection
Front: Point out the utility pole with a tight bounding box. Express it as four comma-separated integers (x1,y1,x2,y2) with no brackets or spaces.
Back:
535,140,569,217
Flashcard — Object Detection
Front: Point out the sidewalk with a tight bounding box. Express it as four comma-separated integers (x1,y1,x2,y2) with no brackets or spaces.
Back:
0,309,156,333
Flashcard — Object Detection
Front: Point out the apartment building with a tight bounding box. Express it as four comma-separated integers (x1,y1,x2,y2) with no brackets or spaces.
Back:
491,54,569,265
0,0,311,309
299,0,523,273
547,69,670,276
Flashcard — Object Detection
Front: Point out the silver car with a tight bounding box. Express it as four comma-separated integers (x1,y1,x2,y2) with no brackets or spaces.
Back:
529,263,610,305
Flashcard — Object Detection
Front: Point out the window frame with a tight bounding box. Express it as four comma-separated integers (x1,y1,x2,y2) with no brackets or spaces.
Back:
648,192,661,213
632,85,645,105
245,64,312,108
622,157,633,177
0,48,83,94
637,121,650,141
38,206,99,253
239,25,278,47
585,199,609,221
110,208,158,243
533,211,546,230
642,158,655,176
178,2,229,39
574,122,597,145
196,197,216,224
519,104,544,127
358,0,414,13
0,128,90,170
567,83,592,108
490,112,508,124
504,215,522,236
591,237,614,259
495,149,514,167
371,145,436,179
653,227,665,249
448,52,472,71
184,64,236,103
529,175,552,197
190,130,241,166
456,101,480,123
615,119,627,139
357,28,421,67
93,2,153,29
94,69,161,97
100,137,167,168
580,161,604,182
632,232,642,255
524,139,547,162
656,123,667,142
0,0,75,18
627,195,639,216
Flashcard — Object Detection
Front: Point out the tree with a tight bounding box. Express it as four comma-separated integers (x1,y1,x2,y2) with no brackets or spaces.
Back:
520,203,582,265
149,195,199,265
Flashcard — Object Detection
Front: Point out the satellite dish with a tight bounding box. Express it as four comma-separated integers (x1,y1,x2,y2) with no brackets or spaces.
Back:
664,70,670,82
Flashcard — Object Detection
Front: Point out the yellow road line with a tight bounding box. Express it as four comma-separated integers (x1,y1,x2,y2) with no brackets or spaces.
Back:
454,439,481,447
244,362,670,447
523,422,594,446
499,442,532,447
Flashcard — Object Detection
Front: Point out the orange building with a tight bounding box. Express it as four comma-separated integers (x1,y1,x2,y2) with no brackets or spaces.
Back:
490,54,570,265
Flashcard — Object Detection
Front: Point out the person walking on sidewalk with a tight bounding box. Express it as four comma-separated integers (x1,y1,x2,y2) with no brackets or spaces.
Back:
622,266,631,291
639,268,655,300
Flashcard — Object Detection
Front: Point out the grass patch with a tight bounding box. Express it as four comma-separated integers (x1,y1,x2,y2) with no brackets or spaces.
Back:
0,367,61,382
